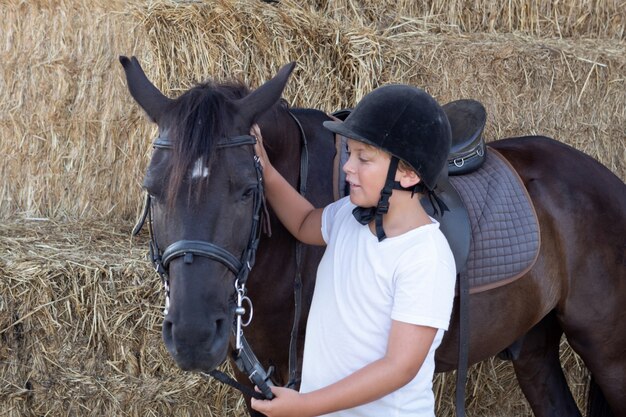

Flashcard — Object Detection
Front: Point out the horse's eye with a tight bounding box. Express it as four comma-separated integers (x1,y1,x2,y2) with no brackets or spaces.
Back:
143,184,163,202
143,172,165,200
242,186,256,200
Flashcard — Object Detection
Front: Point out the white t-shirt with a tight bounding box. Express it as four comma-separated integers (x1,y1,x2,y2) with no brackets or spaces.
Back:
300,197,456,417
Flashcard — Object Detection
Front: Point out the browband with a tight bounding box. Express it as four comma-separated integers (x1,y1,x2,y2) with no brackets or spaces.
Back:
153,134,256,150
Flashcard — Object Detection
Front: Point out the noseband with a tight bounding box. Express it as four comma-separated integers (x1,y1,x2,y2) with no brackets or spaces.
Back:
133,133,276,399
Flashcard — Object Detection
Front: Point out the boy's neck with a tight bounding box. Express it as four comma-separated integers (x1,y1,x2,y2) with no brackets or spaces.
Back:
367,191,431,238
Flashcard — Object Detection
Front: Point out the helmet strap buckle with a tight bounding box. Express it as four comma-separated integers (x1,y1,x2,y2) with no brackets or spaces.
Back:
372,157,400,241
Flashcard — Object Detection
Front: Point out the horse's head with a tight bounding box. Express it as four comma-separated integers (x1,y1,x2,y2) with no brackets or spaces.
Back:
120,56,295,371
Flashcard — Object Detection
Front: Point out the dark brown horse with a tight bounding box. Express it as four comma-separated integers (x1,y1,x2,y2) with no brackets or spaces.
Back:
120,56,626,417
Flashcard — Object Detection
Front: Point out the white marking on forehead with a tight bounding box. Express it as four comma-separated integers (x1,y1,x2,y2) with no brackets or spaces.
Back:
191,158,209,178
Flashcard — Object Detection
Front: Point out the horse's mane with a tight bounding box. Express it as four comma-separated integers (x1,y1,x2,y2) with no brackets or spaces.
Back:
166,80,249,205
164,78,292,207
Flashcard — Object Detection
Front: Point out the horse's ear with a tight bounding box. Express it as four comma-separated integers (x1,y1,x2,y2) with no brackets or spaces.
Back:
235,62,296,124
119,55,173,124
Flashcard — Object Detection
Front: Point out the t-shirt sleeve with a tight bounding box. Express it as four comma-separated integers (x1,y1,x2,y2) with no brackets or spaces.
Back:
391,252,456,331
321,197,351,244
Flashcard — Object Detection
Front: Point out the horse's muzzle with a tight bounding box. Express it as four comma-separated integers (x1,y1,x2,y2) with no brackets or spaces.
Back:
162,314,230,372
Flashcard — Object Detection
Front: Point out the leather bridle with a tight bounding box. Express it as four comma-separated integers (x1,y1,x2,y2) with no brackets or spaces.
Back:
144,133,263,290
133,133,276,399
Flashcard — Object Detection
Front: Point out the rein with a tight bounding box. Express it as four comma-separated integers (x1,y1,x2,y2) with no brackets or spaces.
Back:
286,110,308,390
133,112,309,400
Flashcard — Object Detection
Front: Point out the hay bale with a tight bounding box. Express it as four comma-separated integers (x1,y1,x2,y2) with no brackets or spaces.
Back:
0,0,624,221
141,0,625,179
0,219,249,416
0,0,153,221
294,0,625,40
0,220,591,416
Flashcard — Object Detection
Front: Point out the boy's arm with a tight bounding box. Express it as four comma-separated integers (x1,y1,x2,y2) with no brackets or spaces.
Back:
253,125,325,246
251,320,438,417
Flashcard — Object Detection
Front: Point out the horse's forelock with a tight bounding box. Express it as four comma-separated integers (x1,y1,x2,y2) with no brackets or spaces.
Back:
165,81,250,206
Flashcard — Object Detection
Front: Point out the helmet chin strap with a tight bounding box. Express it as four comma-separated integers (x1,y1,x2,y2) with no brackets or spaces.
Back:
352,157,449,241
393,182,449,218
352,157,400,241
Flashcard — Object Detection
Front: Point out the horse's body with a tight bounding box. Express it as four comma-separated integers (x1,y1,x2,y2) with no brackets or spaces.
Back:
121,57,626,417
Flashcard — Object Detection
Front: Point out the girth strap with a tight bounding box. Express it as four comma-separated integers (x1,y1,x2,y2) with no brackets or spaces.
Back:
455,271,469,417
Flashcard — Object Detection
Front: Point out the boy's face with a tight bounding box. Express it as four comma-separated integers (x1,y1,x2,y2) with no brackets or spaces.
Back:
343,138,391,208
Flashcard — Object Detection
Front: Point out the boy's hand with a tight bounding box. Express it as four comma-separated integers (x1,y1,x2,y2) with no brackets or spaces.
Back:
249,123,324,246
251,386,310,417
251,124,271,172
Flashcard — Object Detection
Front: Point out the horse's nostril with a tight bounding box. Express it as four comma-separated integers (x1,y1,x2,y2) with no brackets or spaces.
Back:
163,320,172,332
162,319,174,345
215,317,227,338
163,316,228,348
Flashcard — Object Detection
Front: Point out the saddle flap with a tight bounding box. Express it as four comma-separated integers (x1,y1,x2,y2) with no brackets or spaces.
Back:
421,179,471,274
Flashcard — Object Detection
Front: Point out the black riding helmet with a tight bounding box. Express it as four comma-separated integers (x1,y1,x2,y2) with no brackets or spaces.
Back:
323,84,452,241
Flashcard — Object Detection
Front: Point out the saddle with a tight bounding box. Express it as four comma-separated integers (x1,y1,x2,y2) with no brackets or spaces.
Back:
331,100,540,292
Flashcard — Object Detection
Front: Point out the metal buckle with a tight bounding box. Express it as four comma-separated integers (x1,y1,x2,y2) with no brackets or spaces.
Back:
234,279,254,351
163,281,171,315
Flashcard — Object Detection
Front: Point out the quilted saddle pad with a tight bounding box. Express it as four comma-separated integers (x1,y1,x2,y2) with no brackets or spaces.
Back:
449,148,540,293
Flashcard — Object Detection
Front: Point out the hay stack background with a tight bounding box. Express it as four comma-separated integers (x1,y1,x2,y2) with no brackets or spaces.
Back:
0,0,624,415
